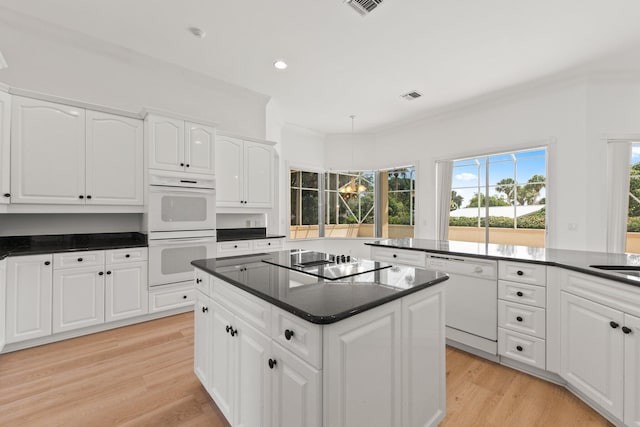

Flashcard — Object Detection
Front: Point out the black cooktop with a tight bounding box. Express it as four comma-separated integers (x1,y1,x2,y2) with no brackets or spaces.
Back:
262,250,391,280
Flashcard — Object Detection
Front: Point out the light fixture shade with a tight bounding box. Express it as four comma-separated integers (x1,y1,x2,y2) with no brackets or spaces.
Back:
0,51,7,69
357,184,367,193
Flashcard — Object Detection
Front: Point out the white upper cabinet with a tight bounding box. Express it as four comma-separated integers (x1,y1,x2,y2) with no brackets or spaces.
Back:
0,91,10,204
86,111,143,205
147,114,215,175
186,121,215,175
216,135,273,208
11,96,86,204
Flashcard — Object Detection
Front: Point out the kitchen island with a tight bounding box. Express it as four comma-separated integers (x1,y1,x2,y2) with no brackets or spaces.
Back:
192,249,449,427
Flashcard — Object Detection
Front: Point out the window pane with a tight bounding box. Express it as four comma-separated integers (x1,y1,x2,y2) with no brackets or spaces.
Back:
290,170,300,187
302,171,318,189
627,145,640,252
290,189,298,226
301,190,318,225
382,166,415,238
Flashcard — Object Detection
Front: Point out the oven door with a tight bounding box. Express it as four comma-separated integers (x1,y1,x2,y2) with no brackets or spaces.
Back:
148,186,216,232
148,235,216,286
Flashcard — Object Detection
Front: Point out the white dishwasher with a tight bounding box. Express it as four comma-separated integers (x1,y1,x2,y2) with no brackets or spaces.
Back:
424,253,498,355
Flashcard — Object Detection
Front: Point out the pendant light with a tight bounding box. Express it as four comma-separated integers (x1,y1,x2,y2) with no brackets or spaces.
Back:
338,115,367,197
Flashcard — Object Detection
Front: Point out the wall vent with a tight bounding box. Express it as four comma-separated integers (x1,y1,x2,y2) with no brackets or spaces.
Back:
401,91,422,101
345,0,384,16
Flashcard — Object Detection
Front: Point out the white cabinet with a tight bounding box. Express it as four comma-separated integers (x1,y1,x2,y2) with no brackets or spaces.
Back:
0,259,6,351
11,96,143,206
217,238,284,258
11,96,86,204
208,298,236,422
85,111,143,205
194,294,213,390
625,313,640,427
216,135,273,208
0,91,10,204
52,265,105,333
146,114,215,175
105,261,148,322
560,291,624,419
5,254,53,343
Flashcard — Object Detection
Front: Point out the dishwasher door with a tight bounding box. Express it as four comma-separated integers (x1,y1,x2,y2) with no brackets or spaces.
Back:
426,255,498,353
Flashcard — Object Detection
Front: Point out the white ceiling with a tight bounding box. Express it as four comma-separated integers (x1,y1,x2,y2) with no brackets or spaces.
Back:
2,0,640,133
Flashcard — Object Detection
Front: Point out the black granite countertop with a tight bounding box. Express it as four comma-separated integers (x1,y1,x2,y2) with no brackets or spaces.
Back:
216,227,286,242
366,238,640,286
192,250,448,324
0,232,148,260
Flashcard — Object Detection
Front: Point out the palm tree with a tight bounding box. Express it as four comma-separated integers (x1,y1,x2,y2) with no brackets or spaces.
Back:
496,178,516,204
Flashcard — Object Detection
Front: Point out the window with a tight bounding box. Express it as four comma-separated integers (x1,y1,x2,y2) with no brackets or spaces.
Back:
289,166,416,239
627,143,640,253
449,148,547,247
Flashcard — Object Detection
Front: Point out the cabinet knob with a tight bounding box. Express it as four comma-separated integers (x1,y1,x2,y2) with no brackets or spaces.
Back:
78,258,83,262
180,163,185,167
516,345,523,352
284,329,295,341
393,254,397,258
268,358,277,369
610,321,620,329
99,271,104,276
268,242,271,246
234,245,238,248
106,271,112,275
202,307,208,313
3,193,9,197
86,195,92,199
196,278,202,284
226,325,231,333
186,164,190,168
79,195,84,199
623,326,632,334
516,316,523,322
230,327,237,337
183,295,187,299
44,261,51,266
516,270,524,276
516,291,524,297
125,254,130,258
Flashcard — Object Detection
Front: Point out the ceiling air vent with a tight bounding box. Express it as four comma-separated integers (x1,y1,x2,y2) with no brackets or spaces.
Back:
345,0,384,16
401,91,422,101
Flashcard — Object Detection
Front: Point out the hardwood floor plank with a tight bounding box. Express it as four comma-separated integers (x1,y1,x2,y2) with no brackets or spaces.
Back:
0,313,612,427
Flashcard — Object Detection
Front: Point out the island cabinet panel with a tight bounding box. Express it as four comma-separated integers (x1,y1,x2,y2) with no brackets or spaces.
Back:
209,299,236,423
402,288,446,427
624,313,640,427
194,295,211,390
323,300,402,427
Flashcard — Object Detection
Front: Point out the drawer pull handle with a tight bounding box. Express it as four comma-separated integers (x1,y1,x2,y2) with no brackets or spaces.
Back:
268,242,271,246
284,329,295,341
183,295,187,299
610,321,620,329
99,271,104,276
516,316,523,322
78,258,83,262
106,271,111,275
226,325,231,333
516,270,524,276
226,325,237,336
202,307,208,313
516,345,523,352
44,261,51,266
516,291,524,297
268,358,277,369
393,254,397,258
3,193,9,197
623,326,633,334
234,245,238,248
125,254,130,258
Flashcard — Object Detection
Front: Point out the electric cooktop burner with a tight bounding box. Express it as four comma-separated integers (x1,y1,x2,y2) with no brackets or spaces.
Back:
263,250,392,281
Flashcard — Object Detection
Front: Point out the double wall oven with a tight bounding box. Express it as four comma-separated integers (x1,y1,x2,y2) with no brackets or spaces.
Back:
147,171,216,287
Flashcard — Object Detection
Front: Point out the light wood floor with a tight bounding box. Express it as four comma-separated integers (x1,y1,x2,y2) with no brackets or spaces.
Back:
0,313,612,427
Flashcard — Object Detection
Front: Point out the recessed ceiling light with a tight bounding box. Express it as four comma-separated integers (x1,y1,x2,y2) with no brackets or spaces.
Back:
188,27,206,39
273,60,288,70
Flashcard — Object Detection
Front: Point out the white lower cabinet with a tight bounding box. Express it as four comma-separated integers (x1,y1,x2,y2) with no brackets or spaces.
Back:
194,268,446,427
53,265,105,333
5,254,53,343
105,261,148,322
625,313,640,427
0,259,5,352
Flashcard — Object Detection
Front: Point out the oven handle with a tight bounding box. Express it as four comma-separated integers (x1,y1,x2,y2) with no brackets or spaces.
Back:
148,185,215,194
149,237,216,246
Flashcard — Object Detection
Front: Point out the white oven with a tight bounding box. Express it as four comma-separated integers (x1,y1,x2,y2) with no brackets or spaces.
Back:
147,172,216,232
148,231,217,286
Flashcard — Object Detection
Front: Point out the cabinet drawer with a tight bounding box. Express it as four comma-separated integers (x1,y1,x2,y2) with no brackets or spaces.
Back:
370,247,426,268
54,251,105,269
254,238,284,251
212,276,271,336
271,306,322,369
194,268,211,296
498,261,546,286
498,300,546,338
498,280,546,308
106,247,148,264
148,282,195,313
498,327,546,369
217,241,251,255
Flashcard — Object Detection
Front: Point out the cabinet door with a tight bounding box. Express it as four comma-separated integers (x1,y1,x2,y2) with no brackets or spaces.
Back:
147,115,185,172
53,266,105,333
209,299,236,424
625,313,640,427
0,259,6,351
244,141,273,208
11,97,85,204
402,287,446,427
0,91,10,204
271,342,321,427
215,136,244,206
324,300,402,427
185,122,215,175
235,317,272,427
105,261,148,322
560,291,623,419
86,111,143,205
194,294,212,391
6,254,53,343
